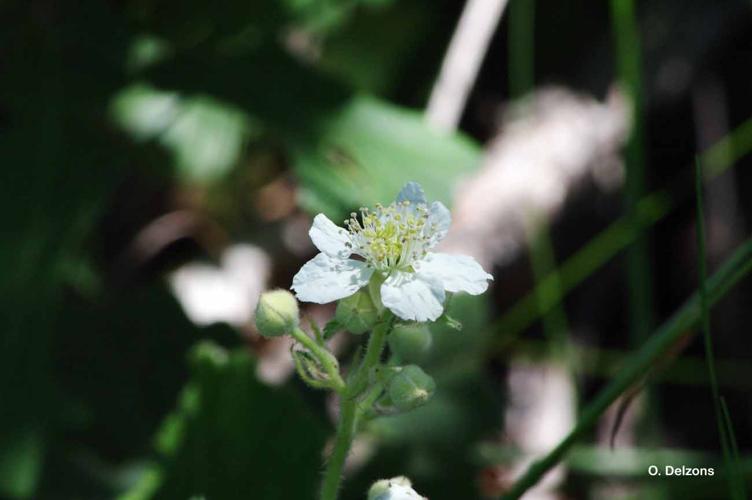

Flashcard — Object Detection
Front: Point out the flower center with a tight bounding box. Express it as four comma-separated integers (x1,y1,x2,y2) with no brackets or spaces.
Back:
345,201,431,272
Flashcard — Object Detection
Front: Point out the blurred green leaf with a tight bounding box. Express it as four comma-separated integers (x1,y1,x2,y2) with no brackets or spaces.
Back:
0,430,43,499
318,1,430,94
126,342,327,500
136,23,481,204
0,3,133,497
131,0,287,50
112,84,257,184
294,94,481,219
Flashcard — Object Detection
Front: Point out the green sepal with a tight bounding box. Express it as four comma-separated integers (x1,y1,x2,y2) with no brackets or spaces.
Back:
336,289,379,334
386,365,436,412
323,318,342,340
388,322,432,362
438,312,463,331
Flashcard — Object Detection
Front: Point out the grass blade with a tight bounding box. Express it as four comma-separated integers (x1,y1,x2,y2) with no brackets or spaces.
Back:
526,218,570,352
695,156,742,499
499,235,752,499
721,396,748,499
508,0,535,99
610,0,652,344
509,0,572,358
492,116,752,352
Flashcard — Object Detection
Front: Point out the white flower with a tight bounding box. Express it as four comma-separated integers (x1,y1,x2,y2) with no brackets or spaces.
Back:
368,476,426,500
291,182,493,322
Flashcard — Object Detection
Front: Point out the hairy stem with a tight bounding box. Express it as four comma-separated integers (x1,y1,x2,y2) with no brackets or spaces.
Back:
320,314,393,500
320,395,357,500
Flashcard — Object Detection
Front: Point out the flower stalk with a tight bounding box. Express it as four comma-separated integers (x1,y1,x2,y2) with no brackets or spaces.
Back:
321,314,394,500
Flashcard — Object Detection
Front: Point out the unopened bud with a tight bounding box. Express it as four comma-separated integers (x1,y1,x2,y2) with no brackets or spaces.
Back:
387,365,435,412
388,323,432,362
335,289,378,334
368,476,425,500
255,289,299,337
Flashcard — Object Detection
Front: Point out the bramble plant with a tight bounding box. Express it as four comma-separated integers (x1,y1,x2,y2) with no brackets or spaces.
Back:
255,182,492,500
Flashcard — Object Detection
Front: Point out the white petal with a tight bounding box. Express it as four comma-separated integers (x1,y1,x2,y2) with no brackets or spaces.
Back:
380,271,445,322
395,181,426,204
291,253,373,304
425,201,451,246
369,477,426,500
372,484,425,500
415,252,493,295
309,213,351,258
386,484,425,500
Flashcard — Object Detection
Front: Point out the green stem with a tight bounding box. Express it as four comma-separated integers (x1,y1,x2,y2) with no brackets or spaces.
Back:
695,157,737,498
320,396,357,500
355,381,386,424
291,327,346,393
500,236,752,499
320,315,393,500
525,215,569,353
720,397,747,499
508,0,535,99
611,0,652,346
355,354,399,423
346,315,393,397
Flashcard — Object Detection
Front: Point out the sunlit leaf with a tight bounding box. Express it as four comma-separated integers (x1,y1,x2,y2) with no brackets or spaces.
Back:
294,94,481,218
111,84,257,184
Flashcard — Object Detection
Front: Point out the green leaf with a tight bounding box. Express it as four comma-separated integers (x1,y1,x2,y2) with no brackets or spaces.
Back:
293,94,481,219
111,84,257,184
0,429,43,499
135,342,326,500
323,318,343,340
318,1,432,94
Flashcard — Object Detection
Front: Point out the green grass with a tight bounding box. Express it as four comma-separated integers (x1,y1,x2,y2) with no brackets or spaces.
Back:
492,116,752,352
508,0,535,99
697,156,747,500
510,338,752,389
721,396,748,499
509,0,571,360
526,218,570,353
500,235,752,499
611,0,652,345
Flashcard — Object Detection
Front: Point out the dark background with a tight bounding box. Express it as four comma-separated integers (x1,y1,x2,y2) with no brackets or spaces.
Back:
2,0,752,498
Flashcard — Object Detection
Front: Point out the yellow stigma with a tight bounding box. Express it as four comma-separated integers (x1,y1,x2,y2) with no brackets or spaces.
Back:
344,200,431,271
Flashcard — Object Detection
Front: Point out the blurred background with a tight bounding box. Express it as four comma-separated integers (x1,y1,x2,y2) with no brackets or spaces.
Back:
2,0,752,498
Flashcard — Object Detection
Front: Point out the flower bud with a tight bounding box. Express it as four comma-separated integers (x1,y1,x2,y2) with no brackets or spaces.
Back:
387,365,435,412
368,476,425,500
335,289,378,334
254,289,299,337
388,323,432,362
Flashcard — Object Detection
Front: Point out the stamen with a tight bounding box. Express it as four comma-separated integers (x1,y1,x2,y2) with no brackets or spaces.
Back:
345,199,433,272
